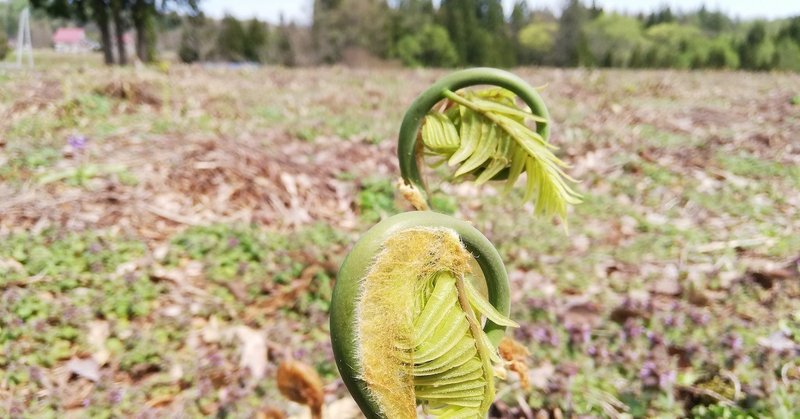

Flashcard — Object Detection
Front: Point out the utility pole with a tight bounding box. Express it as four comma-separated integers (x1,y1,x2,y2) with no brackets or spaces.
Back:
16,7,34,68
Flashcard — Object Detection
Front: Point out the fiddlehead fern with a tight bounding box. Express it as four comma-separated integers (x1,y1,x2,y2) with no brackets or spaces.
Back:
331,68,579,418
331,212,514,418
399,67,581,221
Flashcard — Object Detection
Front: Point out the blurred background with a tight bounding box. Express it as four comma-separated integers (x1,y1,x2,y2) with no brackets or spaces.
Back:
2,0,800,69
1,0,799,418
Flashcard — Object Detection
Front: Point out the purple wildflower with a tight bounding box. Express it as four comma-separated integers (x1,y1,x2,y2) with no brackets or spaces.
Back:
647,331,665,347
567,324,592,346
658,369,677,388
724,333,743,353
640,360,657,380
689,310,710,325
639,360,662,388
67,134,88,151
587,344,609,359
109,388,123,405
208,352,223,367
623,318,644,339
531,326,560,347
662,314,683,328
640,359,676,390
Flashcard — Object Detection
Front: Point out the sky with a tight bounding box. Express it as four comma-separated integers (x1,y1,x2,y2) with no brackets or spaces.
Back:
201,0,800,25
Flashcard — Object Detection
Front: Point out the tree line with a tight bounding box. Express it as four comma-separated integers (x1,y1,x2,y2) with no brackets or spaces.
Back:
310,0,800,71
25,0,197,65
177,14,295,65
15,0,800,71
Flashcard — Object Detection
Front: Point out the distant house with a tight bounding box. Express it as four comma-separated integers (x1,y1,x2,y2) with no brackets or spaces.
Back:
52,28,95,53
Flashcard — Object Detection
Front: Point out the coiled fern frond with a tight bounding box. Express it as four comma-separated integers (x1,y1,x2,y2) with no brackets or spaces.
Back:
331,212,514,418
421,87,581,221
398,68,581,223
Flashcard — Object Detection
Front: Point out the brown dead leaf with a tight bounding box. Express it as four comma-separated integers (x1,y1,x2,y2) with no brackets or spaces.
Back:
277,360,325,419
258,407,287,419
146,393,176,408
499,337,532,391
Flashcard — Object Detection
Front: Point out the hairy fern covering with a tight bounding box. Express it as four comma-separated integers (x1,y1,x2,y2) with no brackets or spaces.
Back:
356,228,517,418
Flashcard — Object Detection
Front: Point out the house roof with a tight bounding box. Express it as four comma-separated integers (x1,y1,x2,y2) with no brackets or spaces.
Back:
52,28,86,44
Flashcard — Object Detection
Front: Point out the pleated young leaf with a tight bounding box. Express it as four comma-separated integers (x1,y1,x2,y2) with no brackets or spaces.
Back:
410,271,518,417
418,87,581,223
422,113,461,154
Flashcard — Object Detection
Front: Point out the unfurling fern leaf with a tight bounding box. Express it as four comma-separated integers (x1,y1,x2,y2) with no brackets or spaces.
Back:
331,212,516,419
420,87,581,221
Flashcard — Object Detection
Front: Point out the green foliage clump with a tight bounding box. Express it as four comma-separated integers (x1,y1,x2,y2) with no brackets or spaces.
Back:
0,230,162,378
357,178,398,222
395,24,458,67
738,21,776,71
517,19,557,65
691,403,755,419
168,223,346,314
585,13,644,67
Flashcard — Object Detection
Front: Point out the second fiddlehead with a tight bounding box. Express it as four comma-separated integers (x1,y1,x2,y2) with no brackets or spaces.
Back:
398,67,581,221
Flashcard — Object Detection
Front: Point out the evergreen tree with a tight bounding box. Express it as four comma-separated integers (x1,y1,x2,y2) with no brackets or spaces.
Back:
438,0,474,65
739,21,771,70
774,17,800,71
216,15,247,62
509,0,530,34
646,6,674,28
276,17,297,67
510,0,531,64
243,18,268,62
553,0,592,66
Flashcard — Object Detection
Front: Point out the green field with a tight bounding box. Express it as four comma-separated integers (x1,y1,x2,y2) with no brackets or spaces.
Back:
1,54,799,417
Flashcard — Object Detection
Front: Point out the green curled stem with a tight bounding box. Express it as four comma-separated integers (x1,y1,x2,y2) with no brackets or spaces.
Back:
397,67,551,202
330,211,511,418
